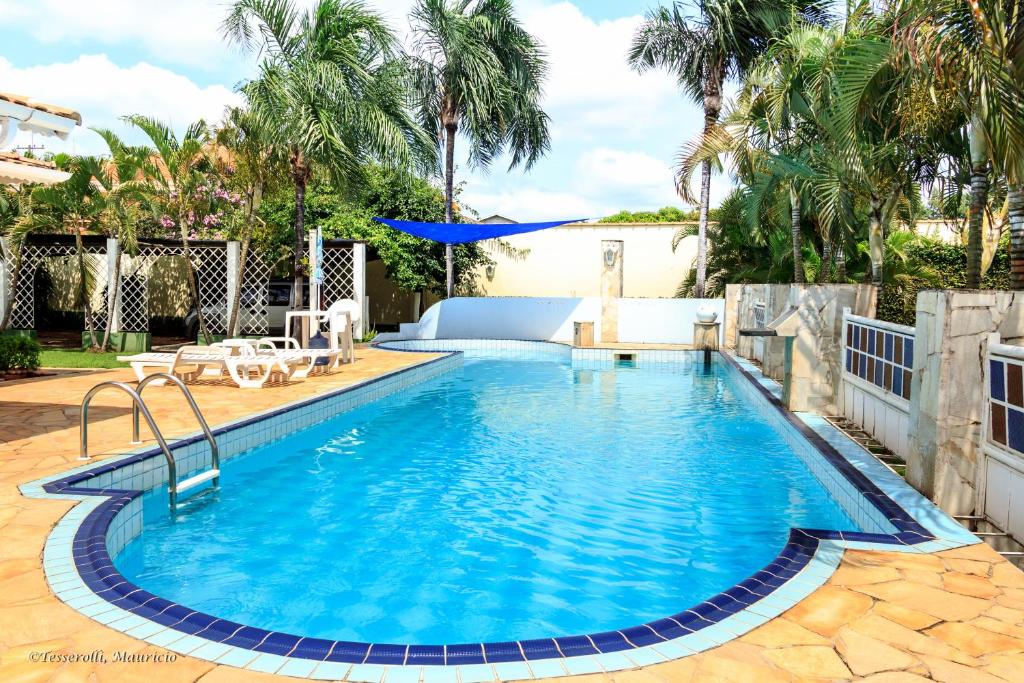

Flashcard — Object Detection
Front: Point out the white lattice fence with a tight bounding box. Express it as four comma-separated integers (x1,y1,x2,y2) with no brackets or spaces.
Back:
321,243,356,304
9,241,108,331
238,250,273,336
129,242,231,335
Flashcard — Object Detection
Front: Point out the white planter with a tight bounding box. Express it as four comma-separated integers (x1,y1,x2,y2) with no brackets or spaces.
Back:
696,305,719,323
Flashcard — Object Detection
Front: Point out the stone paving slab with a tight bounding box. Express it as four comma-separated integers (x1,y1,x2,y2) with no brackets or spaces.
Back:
1,349,1023,681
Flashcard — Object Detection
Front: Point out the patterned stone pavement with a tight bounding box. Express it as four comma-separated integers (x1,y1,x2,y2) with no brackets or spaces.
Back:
1,349,1023,682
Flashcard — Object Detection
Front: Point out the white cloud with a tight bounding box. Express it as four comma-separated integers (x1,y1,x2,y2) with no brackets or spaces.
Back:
519,1,691,141
0,0,420,72
462,188,603,222
0,0,232,70
0,55,242,155
574,148,678,203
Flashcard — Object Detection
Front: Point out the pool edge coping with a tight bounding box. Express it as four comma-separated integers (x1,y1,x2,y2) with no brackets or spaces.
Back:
23,344,982,681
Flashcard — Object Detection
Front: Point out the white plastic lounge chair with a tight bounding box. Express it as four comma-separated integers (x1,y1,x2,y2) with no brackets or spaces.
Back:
118,345,304,389
244,337,342,378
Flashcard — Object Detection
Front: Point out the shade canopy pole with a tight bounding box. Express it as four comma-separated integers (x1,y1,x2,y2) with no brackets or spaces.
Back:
445,243,454,298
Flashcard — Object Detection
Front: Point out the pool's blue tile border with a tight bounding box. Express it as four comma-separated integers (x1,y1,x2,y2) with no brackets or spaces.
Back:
25,346,979,680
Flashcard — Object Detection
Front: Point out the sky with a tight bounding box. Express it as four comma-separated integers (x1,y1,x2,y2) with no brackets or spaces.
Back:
0,0,734,221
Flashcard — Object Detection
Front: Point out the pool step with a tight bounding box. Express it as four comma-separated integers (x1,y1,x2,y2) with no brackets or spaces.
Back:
176,469,220,494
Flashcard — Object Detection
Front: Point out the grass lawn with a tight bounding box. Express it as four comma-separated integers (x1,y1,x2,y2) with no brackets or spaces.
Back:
40,349,129,369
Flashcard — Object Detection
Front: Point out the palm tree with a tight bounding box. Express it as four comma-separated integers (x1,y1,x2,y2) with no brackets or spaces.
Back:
224,0,432,309
91,128,150,350
629,0,825,297
18,159,107,349
124,115,219,343
409,0,551,298
903,0,1024,287
211,107,286,335
0,186,30,331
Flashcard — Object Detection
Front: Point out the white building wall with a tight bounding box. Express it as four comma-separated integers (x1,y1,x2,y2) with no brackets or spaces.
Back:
379,296,723,345
473,223,697,298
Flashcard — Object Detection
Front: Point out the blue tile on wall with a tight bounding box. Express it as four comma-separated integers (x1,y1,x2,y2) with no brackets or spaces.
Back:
991,359,1006,401
1007,406,1024,453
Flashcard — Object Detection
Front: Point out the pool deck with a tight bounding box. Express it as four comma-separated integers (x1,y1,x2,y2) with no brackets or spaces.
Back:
0,348,1023,682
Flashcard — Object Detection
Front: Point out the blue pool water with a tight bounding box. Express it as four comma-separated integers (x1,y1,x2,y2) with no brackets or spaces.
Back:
115,356,857,644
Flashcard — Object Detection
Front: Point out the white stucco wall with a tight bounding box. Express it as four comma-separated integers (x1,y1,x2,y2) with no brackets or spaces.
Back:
617,298,724,344
387,296,722,345
472,223,697,298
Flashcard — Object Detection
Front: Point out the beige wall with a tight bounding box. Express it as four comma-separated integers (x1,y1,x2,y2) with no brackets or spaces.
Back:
366,259,440,329
470,223,697,298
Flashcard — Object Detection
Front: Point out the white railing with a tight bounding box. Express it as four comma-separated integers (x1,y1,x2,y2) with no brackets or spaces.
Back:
841,308,915,458
982,334,1024,543
752,301,766,363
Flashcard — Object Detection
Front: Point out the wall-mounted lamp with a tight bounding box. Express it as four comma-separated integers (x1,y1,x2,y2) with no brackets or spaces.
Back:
485,263,496,280
603,243,618,268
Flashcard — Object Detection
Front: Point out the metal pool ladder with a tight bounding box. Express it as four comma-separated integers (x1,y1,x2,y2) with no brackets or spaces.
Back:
80,373,220,510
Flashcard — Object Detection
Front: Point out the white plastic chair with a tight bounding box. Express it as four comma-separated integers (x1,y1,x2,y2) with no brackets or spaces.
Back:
318,299,358,363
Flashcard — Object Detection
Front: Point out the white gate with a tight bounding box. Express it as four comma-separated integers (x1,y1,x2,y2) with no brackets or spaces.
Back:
840,308,914,458
982,334,1024,543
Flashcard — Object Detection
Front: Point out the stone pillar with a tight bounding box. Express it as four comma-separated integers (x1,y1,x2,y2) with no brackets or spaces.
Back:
781,284,877,413
723,284,741,348
353,242,367,340
906,289,1024,515
225,241,240,337
600,240,623,343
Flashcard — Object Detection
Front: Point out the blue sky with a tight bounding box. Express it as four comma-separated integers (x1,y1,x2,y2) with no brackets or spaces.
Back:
0,0,731,220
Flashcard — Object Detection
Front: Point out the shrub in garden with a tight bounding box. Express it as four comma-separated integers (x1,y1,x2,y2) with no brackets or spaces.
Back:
0,336,41,372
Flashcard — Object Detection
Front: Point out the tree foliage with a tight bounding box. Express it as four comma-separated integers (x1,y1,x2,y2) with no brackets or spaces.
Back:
602,207,700,223
259,165,492,295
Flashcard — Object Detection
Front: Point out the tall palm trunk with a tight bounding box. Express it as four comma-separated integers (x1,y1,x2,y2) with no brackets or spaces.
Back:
443,120,458,299
694,67,723,299
790,184,804,283
292,152,309,313
835,243,847,282
818,218,832,283
1009,186,1024,289
967,168,990,289
181,235,212,345
868,196,884,286
74,225,99,350
100,250,122,350
967,117,989,289
227,185,263,336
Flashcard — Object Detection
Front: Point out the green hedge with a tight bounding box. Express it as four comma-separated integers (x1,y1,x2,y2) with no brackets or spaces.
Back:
0,336,41,372
878,241,1012,326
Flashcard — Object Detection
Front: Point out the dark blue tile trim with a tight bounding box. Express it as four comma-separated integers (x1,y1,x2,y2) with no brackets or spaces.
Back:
42,349,939,665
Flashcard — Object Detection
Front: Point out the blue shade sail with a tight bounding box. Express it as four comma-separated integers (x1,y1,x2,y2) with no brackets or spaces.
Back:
372,217,586,244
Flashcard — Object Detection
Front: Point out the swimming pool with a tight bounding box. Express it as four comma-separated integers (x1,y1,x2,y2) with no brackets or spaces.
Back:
114,355,854,644
31,344,966,678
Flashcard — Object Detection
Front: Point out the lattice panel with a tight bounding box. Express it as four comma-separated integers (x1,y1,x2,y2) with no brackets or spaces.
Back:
321,245,355,305
137,244,229,337
196,247,227,335
238,251,272,335
118,269,148,333
9,242,107,331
